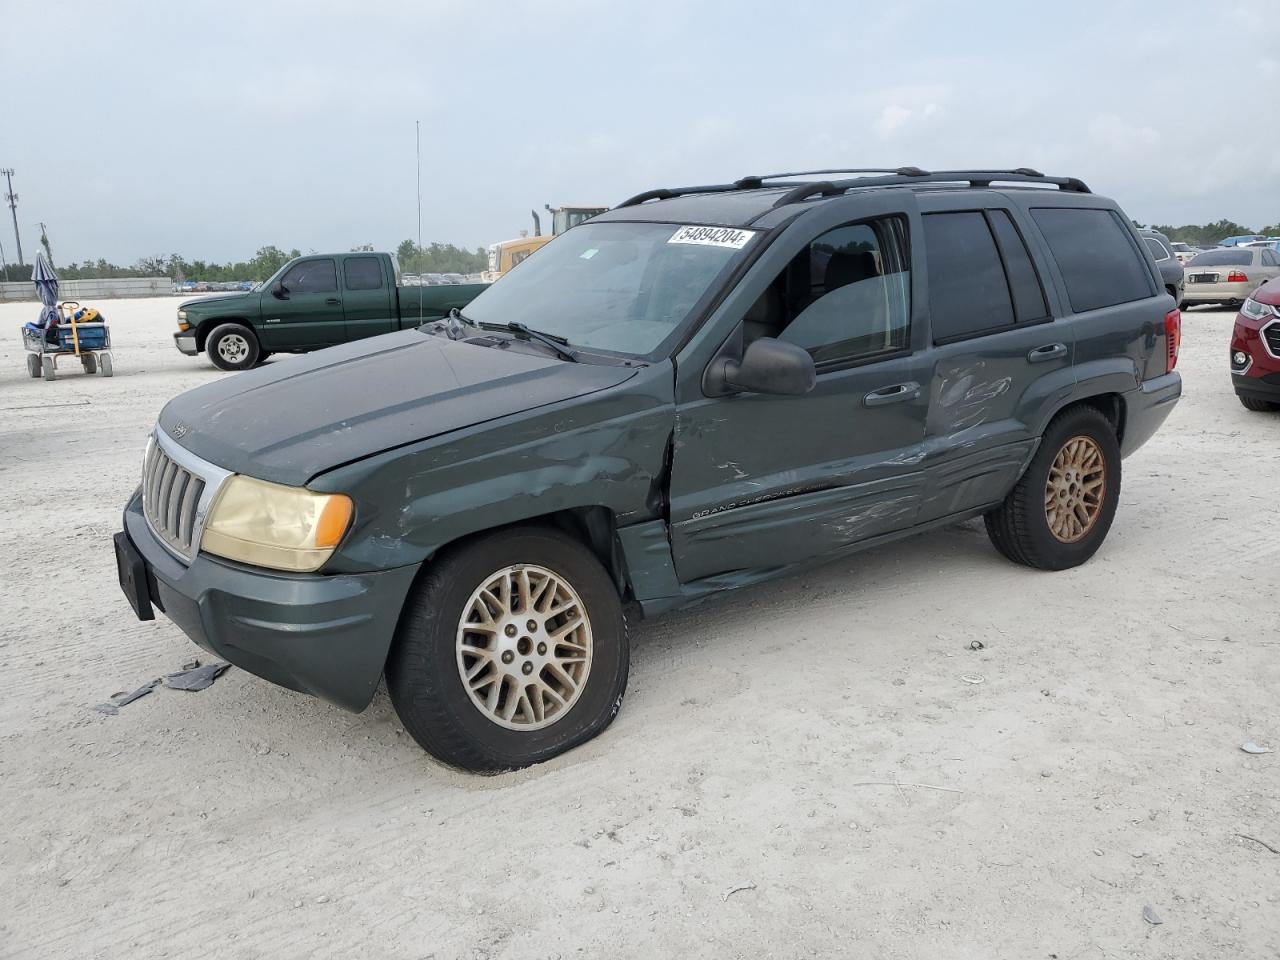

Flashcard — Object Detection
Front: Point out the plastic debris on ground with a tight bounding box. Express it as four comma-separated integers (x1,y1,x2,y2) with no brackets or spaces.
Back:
1240,741,1272,755
1142,905,1163,925
163,662,231,691
93,679,161,715
93,660,231,713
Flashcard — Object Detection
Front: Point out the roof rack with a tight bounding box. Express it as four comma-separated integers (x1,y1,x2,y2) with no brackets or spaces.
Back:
616,176,765,208
769,168,1090,207
616,167,1090,210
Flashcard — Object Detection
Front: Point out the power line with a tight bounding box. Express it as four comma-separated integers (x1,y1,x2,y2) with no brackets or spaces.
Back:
1,168,22,266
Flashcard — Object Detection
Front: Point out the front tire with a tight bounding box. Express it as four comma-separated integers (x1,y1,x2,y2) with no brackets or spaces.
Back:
206,323,260,371
1239,395,1280,412
985,405,1121,571
387,526,629,772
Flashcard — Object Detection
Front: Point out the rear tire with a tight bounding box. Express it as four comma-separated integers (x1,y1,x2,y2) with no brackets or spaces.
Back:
42,356,55,381
1239,395,1280,412
985,405,1121,571
99,353,113,377
386,526,628,773
206,323,260,371
26,354,40,378
81,354,97,375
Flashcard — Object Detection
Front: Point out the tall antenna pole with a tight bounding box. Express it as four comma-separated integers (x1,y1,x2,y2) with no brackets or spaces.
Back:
416,121,423,325
1,168,22,266
415,121,423,254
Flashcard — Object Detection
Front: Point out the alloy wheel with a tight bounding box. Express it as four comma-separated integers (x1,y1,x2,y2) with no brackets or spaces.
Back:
1044,435,1106,544
455,564,593,731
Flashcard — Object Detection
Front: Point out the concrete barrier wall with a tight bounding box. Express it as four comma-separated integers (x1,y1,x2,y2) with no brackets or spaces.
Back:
0,277,172,302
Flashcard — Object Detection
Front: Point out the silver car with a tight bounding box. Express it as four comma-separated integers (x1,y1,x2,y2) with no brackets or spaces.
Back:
1180,247,1280,309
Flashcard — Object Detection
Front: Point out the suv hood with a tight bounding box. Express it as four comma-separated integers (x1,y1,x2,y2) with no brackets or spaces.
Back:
158,329,638,485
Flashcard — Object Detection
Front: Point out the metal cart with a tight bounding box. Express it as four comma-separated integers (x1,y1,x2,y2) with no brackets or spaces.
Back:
22,301,114,380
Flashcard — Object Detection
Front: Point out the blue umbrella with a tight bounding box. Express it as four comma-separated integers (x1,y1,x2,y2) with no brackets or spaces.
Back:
32,253,59,334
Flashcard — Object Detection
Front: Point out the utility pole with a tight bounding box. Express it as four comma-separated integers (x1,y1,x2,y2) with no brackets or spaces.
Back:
1,168,22,266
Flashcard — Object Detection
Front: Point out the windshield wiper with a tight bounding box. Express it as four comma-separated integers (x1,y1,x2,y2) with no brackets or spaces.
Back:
480,320,579,363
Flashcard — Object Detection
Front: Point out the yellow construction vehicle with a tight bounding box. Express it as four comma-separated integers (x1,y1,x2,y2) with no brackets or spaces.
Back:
483,204,608,281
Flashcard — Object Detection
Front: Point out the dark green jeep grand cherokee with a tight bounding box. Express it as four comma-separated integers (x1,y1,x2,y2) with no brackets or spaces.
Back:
114,168,1182,772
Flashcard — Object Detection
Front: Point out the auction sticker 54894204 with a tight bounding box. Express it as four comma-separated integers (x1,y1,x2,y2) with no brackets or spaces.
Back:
668,225,756,249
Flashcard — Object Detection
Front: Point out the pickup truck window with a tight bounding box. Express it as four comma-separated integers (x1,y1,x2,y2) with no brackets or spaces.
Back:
1031,208,1154,313
281,258,337,294
770,217,911,365
344,256,384,290
461,222,753,359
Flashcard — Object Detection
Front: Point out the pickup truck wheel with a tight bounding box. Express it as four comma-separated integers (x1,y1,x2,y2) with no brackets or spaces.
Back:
387,527,628,772
206,323,260,371
984,406,1120,571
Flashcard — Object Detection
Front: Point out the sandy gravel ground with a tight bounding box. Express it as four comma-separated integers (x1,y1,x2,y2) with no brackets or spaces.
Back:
0,296,1276,960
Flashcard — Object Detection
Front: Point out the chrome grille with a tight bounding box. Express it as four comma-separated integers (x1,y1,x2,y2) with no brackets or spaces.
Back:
1263,321,1280,359
141,428,231,563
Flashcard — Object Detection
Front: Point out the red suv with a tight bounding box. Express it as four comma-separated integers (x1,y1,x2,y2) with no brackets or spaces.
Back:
1231,277,1280,412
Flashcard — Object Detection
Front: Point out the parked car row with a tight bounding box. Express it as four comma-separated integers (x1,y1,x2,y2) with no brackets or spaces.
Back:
173,280,257,294
400,272,483,286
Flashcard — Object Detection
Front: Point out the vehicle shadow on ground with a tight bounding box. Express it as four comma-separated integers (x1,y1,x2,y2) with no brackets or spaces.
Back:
202,515,1022,783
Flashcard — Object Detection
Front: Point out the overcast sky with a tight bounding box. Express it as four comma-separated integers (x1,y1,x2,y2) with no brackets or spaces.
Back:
3,0,1278,266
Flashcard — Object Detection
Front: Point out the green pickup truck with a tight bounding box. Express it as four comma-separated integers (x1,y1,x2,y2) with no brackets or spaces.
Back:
174,252,488,370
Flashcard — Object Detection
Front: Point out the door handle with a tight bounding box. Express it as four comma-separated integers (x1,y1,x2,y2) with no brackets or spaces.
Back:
1028,342,1067,363
864,381,920,407
325,297,342,306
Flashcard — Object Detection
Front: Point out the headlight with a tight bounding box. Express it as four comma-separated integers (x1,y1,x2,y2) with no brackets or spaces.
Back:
201,475,353,572
177,310,188,321
1240,298,1276,321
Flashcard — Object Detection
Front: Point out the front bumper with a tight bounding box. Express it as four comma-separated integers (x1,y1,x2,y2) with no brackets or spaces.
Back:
1120,372,1182,457
174,331,198,355
116,488,418,712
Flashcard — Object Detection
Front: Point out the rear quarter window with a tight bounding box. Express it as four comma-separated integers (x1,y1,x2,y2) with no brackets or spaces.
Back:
1031,208,1155,313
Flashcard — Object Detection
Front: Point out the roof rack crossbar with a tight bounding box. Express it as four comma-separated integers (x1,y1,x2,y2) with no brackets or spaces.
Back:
769,168,1090,207
744,166,929,181
617,176,765,208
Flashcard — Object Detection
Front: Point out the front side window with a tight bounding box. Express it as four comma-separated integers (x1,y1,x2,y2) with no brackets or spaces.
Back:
281,259,337,294
1031,208,1155,313
462,222,755,358
743,217,910,367
344,256,383,291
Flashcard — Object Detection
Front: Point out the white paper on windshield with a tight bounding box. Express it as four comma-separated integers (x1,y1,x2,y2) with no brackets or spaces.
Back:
667,226,756,249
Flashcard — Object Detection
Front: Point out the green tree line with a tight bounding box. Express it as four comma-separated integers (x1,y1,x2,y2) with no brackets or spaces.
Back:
1145,219,1280,246
3,241,486,282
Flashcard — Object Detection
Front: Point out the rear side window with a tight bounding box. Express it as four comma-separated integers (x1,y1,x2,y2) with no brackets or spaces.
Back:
988,210,1050,324
1143,236,1171,261
1031,208,1154,312
1263,250,1279,267
922,211,1014,342
344,256,384,290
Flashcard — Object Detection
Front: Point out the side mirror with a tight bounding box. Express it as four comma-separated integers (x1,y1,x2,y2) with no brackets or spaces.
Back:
709,337,816,397
271,281,288,300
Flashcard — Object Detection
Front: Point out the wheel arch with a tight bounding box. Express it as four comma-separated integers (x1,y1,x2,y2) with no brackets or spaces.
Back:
410,506,632,603
196,317,256,351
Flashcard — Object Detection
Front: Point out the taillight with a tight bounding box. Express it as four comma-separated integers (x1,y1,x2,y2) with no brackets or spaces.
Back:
1164,308,1181,373
1227,271,1249,283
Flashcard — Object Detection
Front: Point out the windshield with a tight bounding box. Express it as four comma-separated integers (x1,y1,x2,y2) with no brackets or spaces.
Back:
461,221,757,358
1188,249,1252,267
